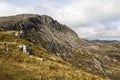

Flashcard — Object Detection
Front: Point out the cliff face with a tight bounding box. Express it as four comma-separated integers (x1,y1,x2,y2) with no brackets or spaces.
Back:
0,14,120,80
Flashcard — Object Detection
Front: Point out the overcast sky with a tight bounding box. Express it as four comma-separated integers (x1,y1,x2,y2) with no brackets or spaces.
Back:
0,0,120,40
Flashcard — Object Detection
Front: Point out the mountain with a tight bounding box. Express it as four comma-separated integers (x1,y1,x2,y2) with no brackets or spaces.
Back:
0,14,120,80
0,14,90,72
84,39,119,43
0,14,88,55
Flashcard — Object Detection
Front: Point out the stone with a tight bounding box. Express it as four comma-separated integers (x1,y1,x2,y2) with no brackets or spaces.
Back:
78,63,82,66
104,55,111,61
17,45,32,55
15,30,25,38
17,45,23,51
93,57,104,73
113,59,117,62
50,57,56,61
36,57,44,61
105,70,113,75
2,43,9,51
56,52,61,57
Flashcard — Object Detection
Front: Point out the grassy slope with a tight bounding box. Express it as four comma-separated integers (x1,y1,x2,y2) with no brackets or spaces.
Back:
0,31,106,80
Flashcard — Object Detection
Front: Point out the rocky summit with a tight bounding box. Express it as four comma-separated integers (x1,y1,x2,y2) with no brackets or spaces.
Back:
0,14,120,80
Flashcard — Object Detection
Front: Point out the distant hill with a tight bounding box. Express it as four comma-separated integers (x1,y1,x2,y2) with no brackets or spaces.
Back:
84,39,119,43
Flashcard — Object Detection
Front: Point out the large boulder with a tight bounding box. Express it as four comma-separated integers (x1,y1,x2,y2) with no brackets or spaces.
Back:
17,45,32,55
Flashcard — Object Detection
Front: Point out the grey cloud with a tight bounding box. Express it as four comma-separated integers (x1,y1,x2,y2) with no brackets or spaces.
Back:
76,22,120,40
0,1,30,16
52,0,120,27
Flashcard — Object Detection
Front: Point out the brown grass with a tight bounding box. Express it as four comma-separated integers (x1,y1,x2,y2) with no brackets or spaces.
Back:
0,31,106,80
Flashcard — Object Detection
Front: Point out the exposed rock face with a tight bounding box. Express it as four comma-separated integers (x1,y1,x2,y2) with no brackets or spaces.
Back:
0,14,120,80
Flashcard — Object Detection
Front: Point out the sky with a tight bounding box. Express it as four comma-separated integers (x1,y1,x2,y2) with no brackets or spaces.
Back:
0,0,120,40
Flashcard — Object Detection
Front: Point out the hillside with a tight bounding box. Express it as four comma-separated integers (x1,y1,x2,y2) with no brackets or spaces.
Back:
0,30,105,80
0,14,89,62
0,14,120,80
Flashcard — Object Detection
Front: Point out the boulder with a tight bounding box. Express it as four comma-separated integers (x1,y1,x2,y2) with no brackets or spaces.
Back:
36,57,45,61
17,45,32,55
15,30,25,38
